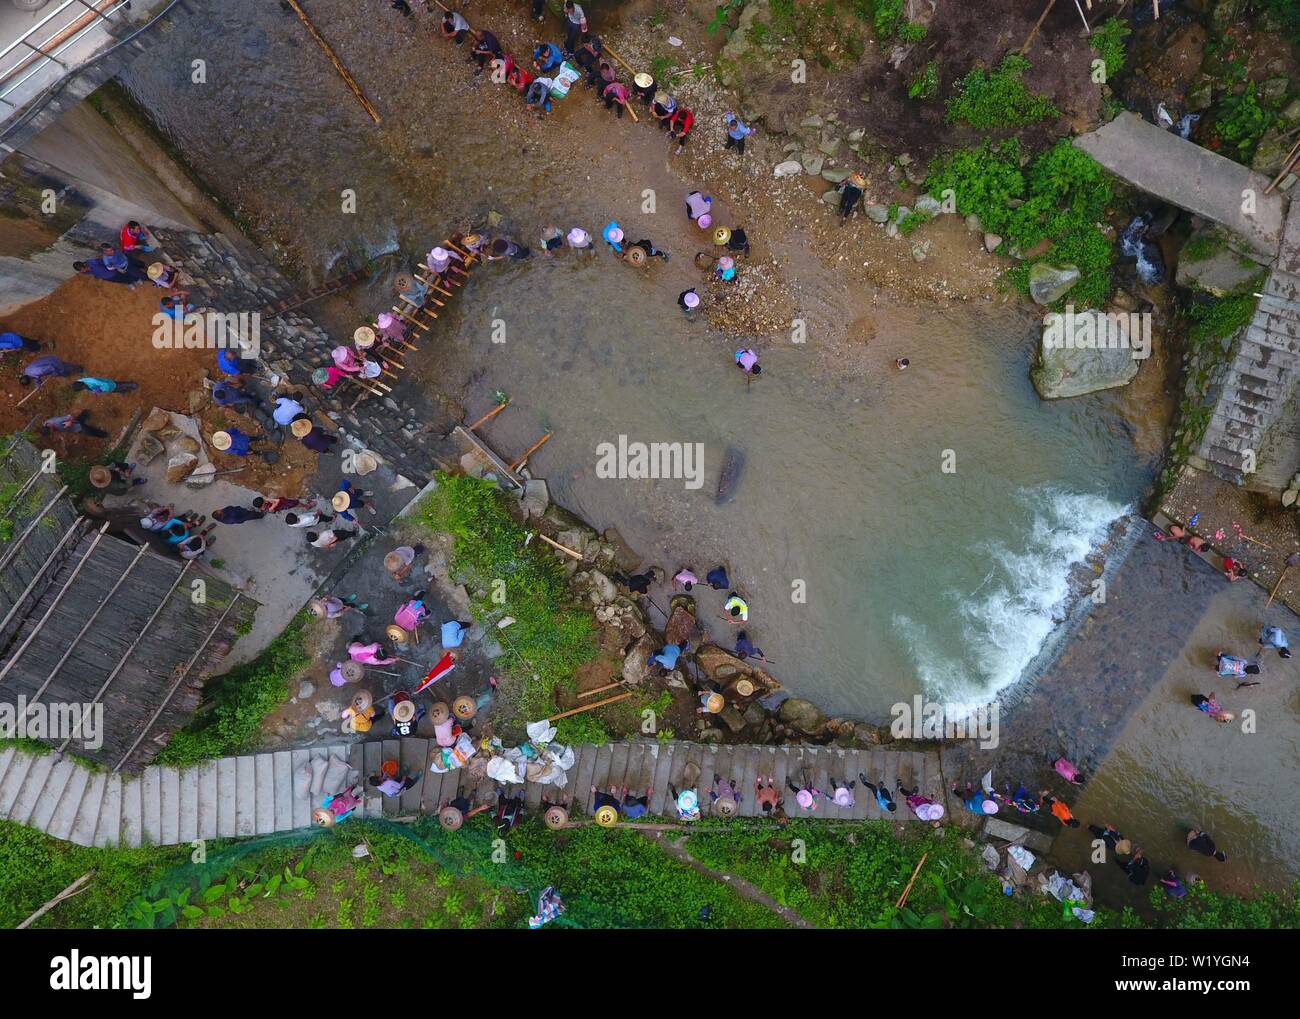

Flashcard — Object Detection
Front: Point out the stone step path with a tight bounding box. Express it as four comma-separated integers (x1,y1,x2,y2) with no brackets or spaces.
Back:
1195,266,1300,486
0,740,946,847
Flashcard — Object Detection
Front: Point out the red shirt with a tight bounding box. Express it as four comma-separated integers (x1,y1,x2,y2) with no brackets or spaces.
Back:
120,224,147,250
671,108,694,137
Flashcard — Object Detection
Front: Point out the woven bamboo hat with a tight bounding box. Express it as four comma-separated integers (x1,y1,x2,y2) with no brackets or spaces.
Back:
385,623,409,644
634,72,653,89
544,805,569,830
734,678,755,697
308,598,330,620
394,273,415,292
147,262,167,281
452,695,477,719
312,807,337,827
89,466,113,489
210,430,233,451
312,368,331,385
439,805,464,831
462,233,482,249
351,690,373,713
429,701,451,725
291,417,313,438
331,490,351,512
626,247,647,267
353,326,376,349
713,226,732,246
392,699,417,724
704,692,725,714
342,660,365,683
383,551,407,573
595,805,619,827
714,796,738,818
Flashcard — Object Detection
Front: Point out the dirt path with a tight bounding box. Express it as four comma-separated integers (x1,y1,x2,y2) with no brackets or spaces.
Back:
639,829,816,929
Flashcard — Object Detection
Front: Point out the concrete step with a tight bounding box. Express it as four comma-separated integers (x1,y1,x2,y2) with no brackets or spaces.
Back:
68,772,106,847
159,767,181,846
141,766,162,845
28,758,76,833
216,758,237,838
1223,369,1288,399
1238,338,1300,374
8,753,56,825
272,752,294,832
254,754,275,835
291,749,312,829
93,774,123,848
197,761,218,840
1246,324,1300,356
0,750,36,818
235,756,256,837
121,775,143,848
46,766,90,841
179,767,199,844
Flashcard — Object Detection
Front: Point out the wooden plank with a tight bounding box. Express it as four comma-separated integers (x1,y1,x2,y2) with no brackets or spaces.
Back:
120,774,143,848
273,752,294,832
588,744,614,811
197,762,218,840
68,772,106,846
160,767,181,845
235,755,257,837
844,750,869,820
882,752,899,816
605,743,630,798
289,750,312,828
570,743,599,816
47,765,90,841
93,774,123,847
29,758,75,832
215,758,237,838
253,754,276,835
381,739,402,816
420,748,448,814
8,752,54,825
896,750,916,797
736,746,760,818
648,742,675,816
399,738,427,814
770,746,791,814
361,741,383,817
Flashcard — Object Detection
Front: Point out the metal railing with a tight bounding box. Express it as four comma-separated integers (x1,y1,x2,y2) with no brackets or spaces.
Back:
0,0,134,113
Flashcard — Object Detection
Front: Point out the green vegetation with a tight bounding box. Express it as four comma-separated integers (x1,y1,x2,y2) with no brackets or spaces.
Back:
1147,878,1300,928
416,475,598,741
1214,81,1275,163
57,445,126,501
898,209,933,235
1089,16,1132,81
926,137,1115,306
1180,232,1228,264
908,61,939,101
946,54,1058,130
897,21,927,43
157,612,310,766
1187,292,1257,344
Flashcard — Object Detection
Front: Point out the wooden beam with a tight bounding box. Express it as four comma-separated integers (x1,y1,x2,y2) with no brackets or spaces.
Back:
29,540,151,705
0,485,69,573
17,871,94,929
0,515,85,638
111,587,240,770
0,521,109,686
282,0,381,123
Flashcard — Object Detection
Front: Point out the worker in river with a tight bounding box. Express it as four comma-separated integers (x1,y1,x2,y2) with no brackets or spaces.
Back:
1259,623,1292,658
734,347,761,377
724,593,748,623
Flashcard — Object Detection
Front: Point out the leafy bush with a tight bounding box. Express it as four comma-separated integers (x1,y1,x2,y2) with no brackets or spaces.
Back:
1090,17,1131,80
926,138,1115,306
417,475,597,735
1187,292,1257,344
898,209,932,234
158,612,309,766
898,21,927,43
946,54,1058,130
908,61,939,100
869,0,903,39
1214,81,1275,163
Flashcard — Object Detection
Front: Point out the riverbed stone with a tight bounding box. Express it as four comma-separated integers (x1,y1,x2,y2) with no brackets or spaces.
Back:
1028,262,1081,304
822,167,853,183
165,453,198,483
965,213,983,233
621,634,656,686
778,697,827,735
801,151,825,175
865,203,890,223
1031,309,1141,399
984,233,1003,253
520,478,549,518
774,159,803,178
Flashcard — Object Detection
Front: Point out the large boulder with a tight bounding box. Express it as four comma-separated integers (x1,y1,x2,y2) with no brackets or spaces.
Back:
1031,309,1141,399
1028,263,1081,305
621,634,656,686
778,697,827,736
165,453,198,483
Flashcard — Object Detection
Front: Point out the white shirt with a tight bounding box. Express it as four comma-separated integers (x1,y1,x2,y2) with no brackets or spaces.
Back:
311,531,339,549
288,510,321,528
567,4,585,24
273,397,304,426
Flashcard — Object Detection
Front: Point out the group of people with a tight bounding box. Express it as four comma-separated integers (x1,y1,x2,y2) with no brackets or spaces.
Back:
1089,822,1228,898
4,342,143,441
206,476,373,552
1192,622,1290,724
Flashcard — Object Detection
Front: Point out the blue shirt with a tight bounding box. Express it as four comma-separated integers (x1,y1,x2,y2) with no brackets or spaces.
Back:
225,428,253,456
652,643,684,669
101,250,127,271
1260,625,1288,649
273,397,304,425
83,258,121,281
441,620,467,647
77,377,116,393
1,332,30,351
602,221,623,252
534,43,562,70
725,116,753,140
217,349,243,376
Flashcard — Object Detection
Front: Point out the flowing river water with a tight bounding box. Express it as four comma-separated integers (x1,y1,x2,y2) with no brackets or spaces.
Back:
116,1,1299,894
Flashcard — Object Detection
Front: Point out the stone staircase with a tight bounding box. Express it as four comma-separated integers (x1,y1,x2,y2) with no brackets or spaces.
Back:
0,739,947,847
1195,267,1300,486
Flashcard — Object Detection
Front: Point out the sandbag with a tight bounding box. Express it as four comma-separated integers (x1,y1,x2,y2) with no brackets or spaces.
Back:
549,61,580,99
322,757,350,796
310,756,328,795
294,763,312,799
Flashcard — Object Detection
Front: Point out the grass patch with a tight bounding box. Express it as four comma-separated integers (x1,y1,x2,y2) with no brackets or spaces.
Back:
926,137,1115,306
415,474,598,741
898,209,933,235
908,61,939,100
156,612,310,766
1187,292,1257,344
1090,16,1131,81
1213,81,1276,164
1181,232,1228,264
946,54,1058,131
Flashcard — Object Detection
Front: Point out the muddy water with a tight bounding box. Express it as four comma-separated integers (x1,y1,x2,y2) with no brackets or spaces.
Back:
120,0,1154,717
1052,579,1300,897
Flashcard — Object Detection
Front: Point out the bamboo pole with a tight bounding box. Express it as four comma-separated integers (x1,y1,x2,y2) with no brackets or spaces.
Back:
534,532,584,560
577,680,626,699
509,431,553,470
467,400,510,431
18,872,94,929
896,852,929,909
1020,0,1057,54
283,0,382,123
547,690,636,721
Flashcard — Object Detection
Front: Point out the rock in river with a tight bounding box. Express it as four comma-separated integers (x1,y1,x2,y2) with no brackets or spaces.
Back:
1028,262,1080,305
1031,309,1140,399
